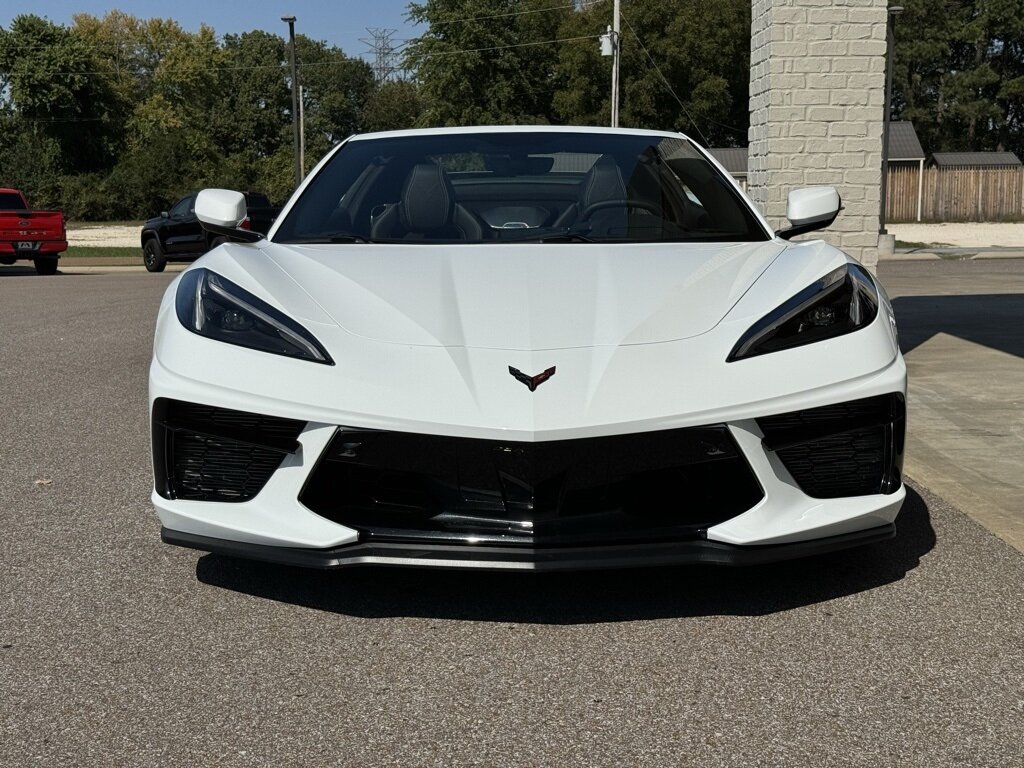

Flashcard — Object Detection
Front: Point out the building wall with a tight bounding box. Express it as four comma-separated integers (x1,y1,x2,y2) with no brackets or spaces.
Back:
748,0,888,269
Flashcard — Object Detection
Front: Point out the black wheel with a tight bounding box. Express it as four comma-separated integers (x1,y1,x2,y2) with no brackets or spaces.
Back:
143,239,166,273
33,258,58,276
209,236,227,251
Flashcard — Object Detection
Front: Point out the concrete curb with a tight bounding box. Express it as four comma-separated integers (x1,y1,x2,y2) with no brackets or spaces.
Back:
882,247,1024,262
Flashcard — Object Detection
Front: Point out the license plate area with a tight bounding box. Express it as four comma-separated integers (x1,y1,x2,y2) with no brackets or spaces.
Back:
17,241,38,250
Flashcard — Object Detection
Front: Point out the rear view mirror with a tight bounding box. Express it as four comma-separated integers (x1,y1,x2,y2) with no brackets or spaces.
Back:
195,189,263,243
777,186,841,240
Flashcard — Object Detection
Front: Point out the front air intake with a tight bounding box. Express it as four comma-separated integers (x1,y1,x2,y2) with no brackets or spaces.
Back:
152,399,305,502
757,394,905,499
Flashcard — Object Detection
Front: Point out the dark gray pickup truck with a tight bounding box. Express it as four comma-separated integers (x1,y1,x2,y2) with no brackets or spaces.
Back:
140,191,280,272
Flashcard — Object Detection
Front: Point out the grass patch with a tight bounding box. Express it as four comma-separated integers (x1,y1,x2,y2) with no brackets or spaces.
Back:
62,246,142,265
66,220,144,229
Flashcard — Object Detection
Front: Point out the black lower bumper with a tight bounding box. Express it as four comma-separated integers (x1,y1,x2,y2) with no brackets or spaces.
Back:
161,523,895,571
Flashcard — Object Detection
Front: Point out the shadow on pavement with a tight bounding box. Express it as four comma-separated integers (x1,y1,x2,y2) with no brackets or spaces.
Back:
893,294,1024,358
195,487,935,624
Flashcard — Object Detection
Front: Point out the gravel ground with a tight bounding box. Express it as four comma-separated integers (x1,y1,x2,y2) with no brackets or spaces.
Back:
1,272,1022,767
65,225,141,248
891,222,1024,247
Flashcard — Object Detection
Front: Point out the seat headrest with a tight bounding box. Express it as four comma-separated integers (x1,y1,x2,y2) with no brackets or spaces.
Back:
580,156,626,208
400,163,455,231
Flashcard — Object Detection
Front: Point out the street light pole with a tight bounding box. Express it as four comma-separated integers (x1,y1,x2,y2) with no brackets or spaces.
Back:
282,15,301,187
879,5,903,236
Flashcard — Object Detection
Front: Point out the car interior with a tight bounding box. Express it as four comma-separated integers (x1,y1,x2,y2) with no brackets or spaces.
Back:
274,134,768,244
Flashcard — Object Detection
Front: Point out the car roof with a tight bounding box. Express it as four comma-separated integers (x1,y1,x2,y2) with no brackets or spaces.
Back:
348,125,694,143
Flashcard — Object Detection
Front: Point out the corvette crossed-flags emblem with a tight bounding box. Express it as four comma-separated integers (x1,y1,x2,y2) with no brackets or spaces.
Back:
508,365,556,392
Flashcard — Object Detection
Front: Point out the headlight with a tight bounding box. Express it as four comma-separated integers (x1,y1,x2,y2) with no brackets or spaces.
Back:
175,268,333,364
728,263,878,361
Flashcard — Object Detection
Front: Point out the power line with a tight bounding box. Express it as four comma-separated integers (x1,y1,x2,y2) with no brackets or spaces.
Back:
428,0,599,27
619,12,747,141
410,34,597,61
617,12,709,145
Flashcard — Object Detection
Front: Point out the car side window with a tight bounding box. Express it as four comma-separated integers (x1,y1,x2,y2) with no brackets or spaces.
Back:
169,197,192,219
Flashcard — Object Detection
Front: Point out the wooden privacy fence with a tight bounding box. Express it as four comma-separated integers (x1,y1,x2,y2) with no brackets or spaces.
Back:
887,166,1024,223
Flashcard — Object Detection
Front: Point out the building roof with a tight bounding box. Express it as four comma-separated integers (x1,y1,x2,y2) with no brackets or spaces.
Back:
888,121,925,160
931,151,1022,168
708,147,748,175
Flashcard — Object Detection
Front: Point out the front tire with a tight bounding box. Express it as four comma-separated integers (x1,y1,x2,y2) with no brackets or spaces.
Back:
143,239,166,273
33,258,58,276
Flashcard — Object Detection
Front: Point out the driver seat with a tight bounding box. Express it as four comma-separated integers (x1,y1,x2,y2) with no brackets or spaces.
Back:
370,163,483,240
552,155,628,235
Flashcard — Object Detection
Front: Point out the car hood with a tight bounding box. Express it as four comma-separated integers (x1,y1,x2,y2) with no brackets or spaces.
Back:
260,240,785,351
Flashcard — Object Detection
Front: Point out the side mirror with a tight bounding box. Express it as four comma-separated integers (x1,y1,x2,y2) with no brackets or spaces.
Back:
160,211,168,218
195,189,263,243
776,186,841,241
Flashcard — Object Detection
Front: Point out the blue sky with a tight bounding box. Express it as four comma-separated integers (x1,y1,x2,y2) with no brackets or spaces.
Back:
0,0,424,61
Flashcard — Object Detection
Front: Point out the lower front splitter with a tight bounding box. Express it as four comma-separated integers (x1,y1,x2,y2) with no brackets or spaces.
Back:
161,524,895,571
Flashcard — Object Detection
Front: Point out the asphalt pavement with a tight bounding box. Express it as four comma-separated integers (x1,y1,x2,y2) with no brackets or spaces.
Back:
1,268,1022,767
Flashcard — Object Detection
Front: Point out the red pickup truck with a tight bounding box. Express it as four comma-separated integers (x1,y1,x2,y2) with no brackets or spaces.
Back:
0,188,68,275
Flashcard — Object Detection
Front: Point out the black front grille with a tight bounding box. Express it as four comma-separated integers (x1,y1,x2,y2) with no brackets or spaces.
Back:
299,426,764,547
152,399,305,502
758,394,905,498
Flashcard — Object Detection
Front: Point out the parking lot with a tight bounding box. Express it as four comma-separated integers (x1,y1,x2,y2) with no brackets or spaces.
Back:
2,263,1023,766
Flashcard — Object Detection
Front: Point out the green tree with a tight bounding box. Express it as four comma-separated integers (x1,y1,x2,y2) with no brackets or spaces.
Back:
0,15,118,174
894,0,1024,156
297,36,376,160
552,0,750,144
404,0,571,125
361,80,425,132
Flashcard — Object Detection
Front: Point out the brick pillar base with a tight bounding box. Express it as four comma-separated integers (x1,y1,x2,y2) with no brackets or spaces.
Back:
748,0,887,271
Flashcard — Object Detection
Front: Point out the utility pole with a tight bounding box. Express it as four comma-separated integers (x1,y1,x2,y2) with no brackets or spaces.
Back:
600,0,621,127
298,85,305,178
879,5,903,235
611,0,621,127
282,15,301,187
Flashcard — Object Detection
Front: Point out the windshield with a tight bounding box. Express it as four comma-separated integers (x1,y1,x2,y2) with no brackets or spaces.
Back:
273,132,768,245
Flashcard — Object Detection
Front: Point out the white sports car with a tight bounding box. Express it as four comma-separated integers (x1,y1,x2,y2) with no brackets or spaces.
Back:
150,126,906,570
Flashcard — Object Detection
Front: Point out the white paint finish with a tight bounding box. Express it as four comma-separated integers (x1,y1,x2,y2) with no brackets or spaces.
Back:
786,186,841,226
195,188,247,228
150,126,908,554
260,240,785,350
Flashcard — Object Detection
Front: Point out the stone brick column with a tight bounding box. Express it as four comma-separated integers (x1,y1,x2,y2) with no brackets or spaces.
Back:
748,0,888,270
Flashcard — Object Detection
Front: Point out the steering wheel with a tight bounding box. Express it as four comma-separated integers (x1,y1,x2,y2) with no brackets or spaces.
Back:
579,199,660,220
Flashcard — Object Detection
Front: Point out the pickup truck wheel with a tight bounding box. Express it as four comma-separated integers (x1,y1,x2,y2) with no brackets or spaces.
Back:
33,258,58,276
143,239,166,273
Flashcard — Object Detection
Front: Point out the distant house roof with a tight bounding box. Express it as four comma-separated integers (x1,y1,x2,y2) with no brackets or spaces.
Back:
930,151,1022,168
888,121,925,161
708,147,748,175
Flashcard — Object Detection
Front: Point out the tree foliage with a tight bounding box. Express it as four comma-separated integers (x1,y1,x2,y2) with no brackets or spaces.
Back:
893,0,1024,155
0,12,377,218
1,2,1020,220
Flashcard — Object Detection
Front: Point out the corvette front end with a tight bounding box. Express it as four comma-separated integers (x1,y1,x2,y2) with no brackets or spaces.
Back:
150,126,907,571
